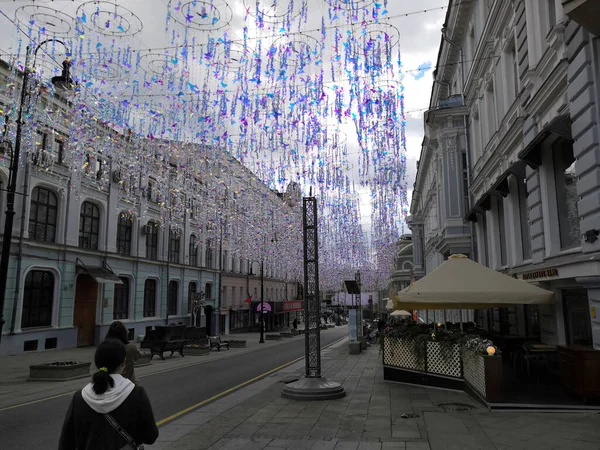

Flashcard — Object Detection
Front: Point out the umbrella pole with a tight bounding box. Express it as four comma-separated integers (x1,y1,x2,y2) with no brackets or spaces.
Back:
443,310,447,330
459,309,463,331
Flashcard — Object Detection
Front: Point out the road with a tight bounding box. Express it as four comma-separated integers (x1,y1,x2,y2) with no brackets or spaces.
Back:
0,328,348,449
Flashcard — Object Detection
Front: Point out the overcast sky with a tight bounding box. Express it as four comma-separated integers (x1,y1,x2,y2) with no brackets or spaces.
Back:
0,0,447,233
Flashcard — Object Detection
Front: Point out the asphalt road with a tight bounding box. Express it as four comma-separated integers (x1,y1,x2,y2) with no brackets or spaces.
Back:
0,328,348,449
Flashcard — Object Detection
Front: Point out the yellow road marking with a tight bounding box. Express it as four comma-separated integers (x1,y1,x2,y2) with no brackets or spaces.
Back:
0,335,346,415
156,336,347,426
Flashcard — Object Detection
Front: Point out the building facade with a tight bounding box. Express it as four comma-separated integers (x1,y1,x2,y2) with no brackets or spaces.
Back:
0,62,302,355
410,0,600,348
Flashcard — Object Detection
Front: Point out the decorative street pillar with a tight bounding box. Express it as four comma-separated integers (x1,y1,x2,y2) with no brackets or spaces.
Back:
282,193,345,400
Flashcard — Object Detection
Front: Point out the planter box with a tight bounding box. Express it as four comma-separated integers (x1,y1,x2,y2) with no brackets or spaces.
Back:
463,351,503,403
228,341,247,348
266,334,282,340
185,346,210,356
426,342,461,378
280,332,293,338
29,361,91,382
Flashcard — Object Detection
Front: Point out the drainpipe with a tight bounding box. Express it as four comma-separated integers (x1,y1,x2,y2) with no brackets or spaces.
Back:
9,149,31,334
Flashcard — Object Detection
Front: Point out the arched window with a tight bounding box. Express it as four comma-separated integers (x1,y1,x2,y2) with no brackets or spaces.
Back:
188,281,197,314
113,277,130,320
189,235,198,266
169,228,180,263
205,240,213,269
79,201,100,250
116,213,132,256
146,221,159,260
22,270,54,328
205,283,212,300
29,186,58,243
168,280,178,316
143,279,157,317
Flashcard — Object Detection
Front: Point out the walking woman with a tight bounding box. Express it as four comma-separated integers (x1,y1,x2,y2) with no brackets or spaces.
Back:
105,321,141,384
58,339,158,450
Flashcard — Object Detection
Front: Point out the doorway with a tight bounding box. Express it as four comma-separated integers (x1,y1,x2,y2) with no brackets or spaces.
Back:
562,288,593,347
74,274,98,346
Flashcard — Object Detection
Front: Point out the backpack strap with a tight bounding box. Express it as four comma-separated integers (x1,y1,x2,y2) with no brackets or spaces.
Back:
103,413,139,449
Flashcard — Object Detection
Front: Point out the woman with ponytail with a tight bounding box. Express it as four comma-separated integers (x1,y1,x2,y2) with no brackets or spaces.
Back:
59,339,158,449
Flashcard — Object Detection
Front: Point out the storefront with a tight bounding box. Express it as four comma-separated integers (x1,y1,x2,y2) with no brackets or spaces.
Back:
230,307,250,332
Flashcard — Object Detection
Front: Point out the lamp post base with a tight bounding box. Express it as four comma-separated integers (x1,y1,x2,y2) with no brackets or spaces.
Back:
281,377,345,400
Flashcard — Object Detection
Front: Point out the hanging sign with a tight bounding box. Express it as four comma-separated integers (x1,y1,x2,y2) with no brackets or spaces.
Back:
256,302,272,313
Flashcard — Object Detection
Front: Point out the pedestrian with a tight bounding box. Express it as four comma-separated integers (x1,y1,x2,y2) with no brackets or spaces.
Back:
59,339,159,450
105,321,141,384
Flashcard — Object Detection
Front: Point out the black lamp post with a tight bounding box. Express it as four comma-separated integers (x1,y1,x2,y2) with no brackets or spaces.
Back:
0,40,72,344
259,259,264,343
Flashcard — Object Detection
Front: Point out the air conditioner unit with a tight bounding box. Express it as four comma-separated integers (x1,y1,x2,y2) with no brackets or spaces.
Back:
141,224,152,235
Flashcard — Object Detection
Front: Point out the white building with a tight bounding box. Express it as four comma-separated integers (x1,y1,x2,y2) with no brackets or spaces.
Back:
410,0,600,347
0,60,302,355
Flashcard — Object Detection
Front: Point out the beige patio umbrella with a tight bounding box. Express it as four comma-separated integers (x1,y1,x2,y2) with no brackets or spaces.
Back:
393,254,554,311
390,309,411,317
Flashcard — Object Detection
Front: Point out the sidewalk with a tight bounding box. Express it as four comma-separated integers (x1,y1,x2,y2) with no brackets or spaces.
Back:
0,328,325,410
146,339,600,450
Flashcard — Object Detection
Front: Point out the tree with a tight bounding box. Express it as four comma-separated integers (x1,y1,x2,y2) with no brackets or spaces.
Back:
191,291,206,327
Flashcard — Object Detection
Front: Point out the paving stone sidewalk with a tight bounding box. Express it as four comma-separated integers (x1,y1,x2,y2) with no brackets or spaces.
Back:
146,339,600,450
0,328,326,410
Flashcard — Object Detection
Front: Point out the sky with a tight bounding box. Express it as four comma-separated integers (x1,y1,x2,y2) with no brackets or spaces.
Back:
0,1,447,286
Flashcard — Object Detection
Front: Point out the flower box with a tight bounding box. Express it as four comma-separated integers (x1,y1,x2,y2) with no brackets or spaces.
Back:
228,340,246,348
29,361,91,382
184,345,210,356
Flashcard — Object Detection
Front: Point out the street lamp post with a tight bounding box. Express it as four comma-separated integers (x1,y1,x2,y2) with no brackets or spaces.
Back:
259,260,264,343
0,40,72,343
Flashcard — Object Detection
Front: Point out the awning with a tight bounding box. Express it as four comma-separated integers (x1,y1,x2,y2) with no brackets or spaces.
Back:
76,260,123,284
518,114,572,169
393,254,554,310
465,161,526,222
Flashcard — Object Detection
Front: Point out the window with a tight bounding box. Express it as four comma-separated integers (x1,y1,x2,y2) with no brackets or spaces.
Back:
188,281,197,314
485,82,497,144
517,177,532,260
54,137,65,165
498,199,507,267
79,201,100,250
146,221,159,260
168,280,178,316
509,46,519,100
546,0,556,35
205,283,213,300
147,179,156,202
553,141,580,249
169,228,180,263
22,270,54,328
189,235,198,266
113,277,129,320
232,286,236,307
116,213,132,256
222,285,227,307
461,153,469,212
29,186,58,243
143,279,157,317
205,240,213,269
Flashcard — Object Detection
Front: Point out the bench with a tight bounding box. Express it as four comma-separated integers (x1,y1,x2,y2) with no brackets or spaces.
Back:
209,336,230,351
147,339,185,360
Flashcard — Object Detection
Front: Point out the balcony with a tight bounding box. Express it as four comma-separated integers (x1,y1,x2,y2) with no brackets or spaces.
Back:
563,0,600,36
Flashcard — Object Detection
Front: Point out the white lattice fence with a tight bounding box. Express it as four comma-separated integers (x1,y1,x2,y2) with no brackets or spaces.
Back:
463,350,486,398
383,337,425,371
426,342,462,378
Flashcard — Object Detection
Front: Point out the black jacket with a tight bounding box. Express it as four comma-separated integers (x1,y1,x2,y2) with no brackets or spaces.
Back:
58,386,159,450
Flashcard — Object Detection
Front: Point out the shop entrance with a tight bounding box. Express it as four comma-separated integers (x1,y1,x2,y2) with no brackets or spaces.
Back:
73,274,98,346
562,288,593,346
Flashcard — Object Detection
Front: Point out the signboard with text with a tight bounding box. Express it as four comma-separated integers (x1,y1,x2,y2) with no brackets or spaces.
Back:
283,300,303,312
348,309,358,341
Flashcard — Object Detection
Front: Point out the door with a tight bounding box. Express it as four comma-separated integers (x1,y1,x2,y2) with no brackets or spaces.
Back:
74,274,98,346
562,288,593,347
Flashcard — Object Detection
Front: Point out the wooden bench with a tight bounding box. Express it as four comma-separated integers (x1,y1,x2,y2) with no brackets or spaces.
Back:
209,336,230,351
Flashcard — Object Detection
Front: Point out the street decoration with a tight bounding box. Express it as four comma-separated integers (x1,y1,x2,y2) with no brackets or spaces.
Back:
0,0,405,292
